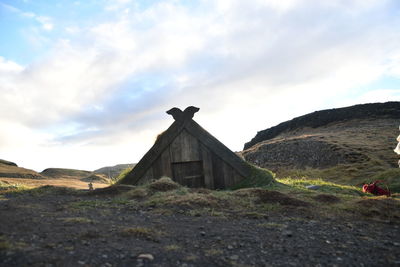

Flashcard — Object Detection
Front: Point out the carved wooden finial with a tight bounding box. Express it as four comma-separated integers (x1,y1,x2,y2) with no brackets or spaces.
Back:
166,107,183,121
166,106,200,121
183,106,200,119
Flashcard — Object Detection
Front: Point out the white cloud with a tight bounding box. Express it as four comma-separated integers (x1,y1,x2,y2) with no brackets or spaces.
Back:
104,0,134,11
338,89,400,108
0,43,133,126
1,0,400,170
1,3,54,31
65,26,81,34
0,57,24,73
251,0,299,12
36,16,54,31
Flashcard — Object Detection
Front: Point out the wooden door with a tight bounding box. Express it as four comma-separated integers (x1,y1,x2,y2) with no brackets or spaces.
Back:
171,161,205,188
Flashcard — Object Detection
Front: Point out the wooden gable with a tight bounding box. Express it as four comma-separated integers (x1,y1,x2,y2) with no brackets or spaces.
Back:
119,107,251,189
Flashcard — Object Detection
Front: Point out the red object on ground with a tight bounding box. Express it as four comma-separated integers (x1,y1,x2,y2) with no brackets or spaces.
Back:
362,180,391,196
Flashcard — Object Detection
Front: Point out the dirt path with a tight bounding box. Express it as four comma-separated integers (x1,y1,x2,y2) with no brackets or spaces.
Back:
0,188,399,266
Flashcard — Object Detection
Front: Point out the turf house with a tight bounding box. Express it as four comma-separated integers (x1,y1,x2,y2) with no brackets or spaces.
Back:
119,106,251,189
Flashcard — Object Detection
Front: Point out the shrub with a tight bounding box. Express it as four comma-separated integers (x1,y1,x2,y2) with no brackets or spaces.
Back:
148,177,181,192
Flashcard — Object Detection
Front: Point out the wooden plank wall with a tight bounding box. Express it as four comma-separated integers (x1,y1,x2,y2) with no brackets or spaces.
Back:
210,152,244,189
169,129,201,162
137,167,154,185
171,161,204,187
200,143,214,189
140,129,245,189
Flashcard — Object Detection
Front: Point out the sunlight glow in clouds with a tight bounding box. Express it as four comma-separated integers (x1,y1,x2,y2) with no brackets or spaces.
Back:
0,0,400,171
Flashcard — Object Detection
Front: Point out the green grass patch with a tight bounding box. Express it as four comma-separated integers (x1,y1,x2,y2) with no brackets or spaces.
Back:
144,190,222,209
122,187,148,199
230,164,276,189
257,222,287,229
276,177,364,196
0,235,27,251
69,198,135,210
27,185,80,196
276,162,397,188
69,199,113,209
0,181,31,195
371,168,400,193
110,197,132,205
184,254,199,261
113,167,134,183
147,177,181,192
239,211,268,219
0,236,12,251
0,183,81,197
164,244,180,251
59,217,94,224
204,248,223,256
120,227,164,241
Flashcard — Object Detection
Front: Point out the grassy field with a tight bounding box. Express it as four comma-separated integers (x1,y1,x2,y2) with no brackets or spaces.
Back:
4,169,396,222
2,157,399,223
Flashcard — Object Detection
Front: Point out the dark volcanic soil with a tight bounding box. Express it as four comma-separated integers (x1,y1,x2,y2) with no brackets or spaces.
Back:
1,189,399,267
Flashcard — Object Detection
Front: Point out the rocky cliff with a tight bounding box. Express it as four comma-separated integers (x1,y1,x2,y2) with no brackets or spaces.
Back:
242,102,400,183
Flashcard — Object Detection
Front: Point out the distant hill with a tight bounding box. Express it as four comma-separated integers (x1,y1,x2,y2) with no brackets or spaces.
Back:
242,102,400,185
94,163,136,179
0,159,128,184
41,168,92,178
0,160,133,183
0,159,18,167
80,173,110,184
244,102,400,150
0,159,43,179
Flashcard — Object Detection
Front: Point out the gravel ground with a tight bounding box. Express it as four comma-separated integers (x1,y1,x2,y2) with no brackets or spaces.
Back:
0,190,399,267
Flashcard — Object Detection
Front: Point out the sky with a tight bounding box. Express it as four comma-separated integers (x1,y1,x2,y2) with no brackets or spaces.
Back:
1,0,400,172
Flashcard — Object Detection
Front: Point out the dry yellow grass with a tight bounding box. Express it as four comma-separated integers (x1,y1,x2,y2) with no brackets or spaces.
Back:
0,177,108,190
